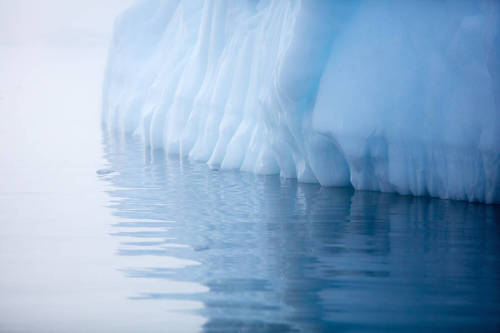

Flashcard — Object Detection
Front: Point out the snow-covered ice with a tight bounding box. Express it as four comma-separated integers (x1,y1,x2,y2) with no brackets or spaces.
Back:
102,0,500,204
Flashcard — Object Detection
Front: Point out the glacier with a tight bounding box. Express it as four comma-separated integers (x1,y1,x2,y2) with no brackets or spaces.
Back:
102,0,500,204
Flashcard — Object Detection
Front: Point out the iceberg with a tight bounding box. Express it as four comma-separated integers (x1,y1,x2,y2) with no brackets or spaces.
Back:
102,0,500,204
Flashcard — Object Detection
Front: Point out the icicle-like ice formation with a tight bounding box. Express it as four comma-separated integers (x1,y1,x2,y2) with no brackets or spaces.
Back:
102,0,500,203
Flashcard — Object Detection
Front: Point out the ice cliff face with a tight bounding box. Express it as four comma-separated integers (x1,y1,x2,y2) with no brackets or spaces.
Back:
102,0,500,204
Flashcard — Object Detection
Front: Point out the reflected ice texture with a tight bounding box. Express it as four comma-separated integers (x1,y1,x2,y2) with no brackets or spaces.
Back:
99,133,500,332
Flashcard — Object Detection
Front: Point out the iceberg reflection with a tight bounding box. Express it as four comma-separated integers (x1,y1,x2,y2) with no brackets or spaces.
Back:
99,132,500,332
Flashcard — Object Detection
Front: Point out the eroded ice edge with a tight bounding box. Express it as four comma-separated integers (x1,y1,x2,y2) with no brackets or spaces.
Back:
102,0,500,204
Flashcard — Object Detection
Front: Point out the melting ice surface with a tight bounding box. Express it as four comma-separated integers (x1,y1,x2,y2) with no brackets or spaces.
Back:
99,133,500,332
103,0,500,203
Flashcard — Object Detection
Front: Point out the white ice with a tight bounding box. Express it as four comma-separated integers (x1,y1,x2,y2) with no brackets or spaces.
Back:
102,0,500,204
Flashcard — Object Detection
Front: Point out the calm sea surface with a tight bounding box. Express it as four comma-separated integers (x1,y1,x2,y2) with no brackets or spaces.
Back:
0,42,499,332
98,134,500,332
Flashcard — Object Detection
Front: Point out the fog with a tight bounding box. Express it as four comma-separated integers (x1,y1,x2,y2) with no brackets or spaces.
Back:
1,2,204,332
0,0,134,186
1,1,499,331
0,0,134,44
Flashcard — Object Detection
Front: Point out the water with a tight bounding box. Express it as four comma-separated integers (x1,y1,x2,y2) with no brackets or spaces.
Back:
99,133,500,332
1,13,499,330
0,38,203,331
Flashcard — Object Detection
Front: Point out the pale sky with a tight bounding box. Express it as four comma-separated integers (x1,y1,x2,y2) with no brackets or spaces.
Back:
0,0,137,171
0,0,136,44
